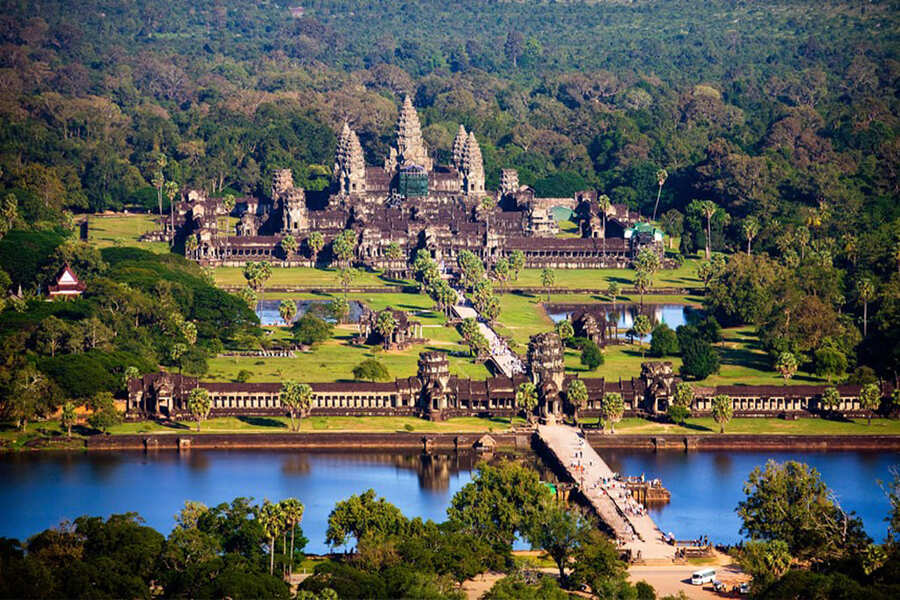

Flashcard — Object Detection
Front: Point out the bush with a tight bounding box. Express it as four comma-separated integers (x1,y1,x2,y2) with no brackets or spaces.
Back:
235,369,252,383
292,314,333,345
579,339,604,370
678,326,720,380
649,323,679,357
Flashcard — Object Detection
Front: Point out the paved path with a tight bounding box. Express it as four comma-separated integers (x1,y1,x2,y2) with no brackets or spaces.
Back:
538,424,674,560
451,289,526,378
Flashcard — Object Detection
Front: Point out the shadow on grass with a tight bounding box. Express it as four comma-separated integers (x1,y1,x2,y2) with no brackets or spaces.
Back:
680,421,714,432
237,416,288,429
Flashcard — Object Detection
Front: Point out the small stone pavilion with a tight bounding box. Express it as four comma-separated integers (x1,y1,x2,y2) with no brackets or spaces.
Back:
355,307,425,350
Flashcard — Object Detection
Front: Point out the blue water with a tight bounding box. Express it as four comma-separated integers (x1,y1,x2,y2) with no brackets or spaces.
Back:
546,303,700,340
256,300,365,326
0,450,896,552
602,450,899,545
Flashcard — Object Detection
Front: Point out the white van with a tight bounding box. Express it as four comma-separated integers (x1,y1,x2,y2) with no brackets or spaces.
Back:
691,568,716,585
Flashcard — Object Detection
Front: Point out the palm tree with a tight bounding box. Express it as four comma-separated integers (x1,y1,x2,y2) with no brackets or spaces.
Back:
279,498,305,577
632,314,652,356
607,281,619,308
60,401,77,438
515,382,538,424
187,387,211,432
307,231,324,266
221,193,236,260
279,300,297,326
651,169,668,221
596,194,611,241
281,234,297,259
566,378,589,424
711,395,733,433
376,310,398,350
634,269,651,307
152,153,166,217
775,352,799,384
742,216,760,255
280,381,313,431
601,392,624,433
258,500,283,575
690,199,719,260
859,383,881,426
540,267,555,301
856,277,875,337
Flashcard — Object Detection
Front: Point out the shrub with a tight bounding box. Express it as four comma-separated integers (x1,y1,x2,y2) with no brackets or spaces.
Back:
649,323,679,357
292,314,333,345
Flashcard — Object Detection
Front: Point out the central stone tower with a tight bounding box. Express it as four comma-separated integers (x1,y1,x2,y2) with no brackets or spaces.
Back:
386,96,433,173
333,123,366,196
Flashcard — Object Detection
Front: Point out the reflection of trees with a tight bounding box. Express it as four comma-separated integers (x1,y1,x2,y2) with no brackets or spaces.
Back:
185,450,210,472
418,454,452,491
712,452,732,477
281,454,311,476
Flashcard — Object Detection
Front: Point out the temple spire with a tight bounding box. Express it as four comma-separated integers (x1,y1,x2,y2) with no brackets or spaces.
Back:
389,95,432,172
334,122,366,195
451,124,467,171
462,132,484,196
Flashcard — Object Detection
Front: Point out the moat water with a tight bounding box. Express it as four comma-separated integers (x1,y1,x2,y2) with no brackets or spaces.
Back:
255,299,366,326
545,303,702,340
0,450,896,553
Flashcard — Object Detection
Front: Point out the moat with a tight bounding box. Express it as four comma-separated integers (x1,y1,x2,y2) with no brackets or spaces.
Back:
0,450,895,554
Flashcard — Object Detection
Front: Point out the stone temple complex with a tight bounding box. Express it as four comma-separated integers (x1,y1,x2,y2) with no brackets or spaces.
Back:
169,96,663,273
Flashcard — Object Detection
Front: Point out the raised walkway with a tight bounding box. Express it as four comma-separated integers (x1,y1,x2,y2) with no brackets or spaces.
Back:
451,289,526,378
537,424,674,560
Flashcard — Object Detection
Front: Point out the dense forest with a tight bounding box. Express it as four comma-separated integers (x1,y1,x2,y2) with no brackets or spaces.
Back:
0,0,898,387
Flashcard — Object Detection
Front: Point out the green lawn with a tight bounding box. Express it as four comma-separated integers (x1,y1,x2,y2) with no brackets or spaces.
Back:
88,214,169,253
581,416,900,435
215,266,412,289
511,258,702,290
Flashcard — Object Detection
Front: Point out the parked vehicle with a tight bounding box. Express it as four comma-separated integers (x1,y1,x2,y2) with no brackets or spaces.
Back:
691,568,716,585
713,580,728,592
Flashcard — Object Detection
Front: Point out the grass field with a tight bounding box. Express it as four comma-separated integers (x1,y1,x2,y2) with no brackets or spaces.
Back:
215,266,412,289
511,258,702,290
580,416,900,435
88,214,169,253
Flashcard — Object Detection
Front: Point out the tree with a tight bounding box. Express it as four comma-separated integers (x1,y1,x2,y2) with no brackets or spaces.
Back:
492,258,510,290
338,267,353,295
88,391,121,433
607,280,619,308
375,310,398,349
447,461,553,551
711,395,733,433
579,339,604,370
509,250,525,281
856,277,875,337
307,232,324,265
60,401,77,438
325,489,409,548
679,327,720,380
571,529,630,599
601,392,624,433
275,300,295,327
187,387,211,432
258,500,284,575
332,230,356,268
280,381,313,431
482,574,568,600
667,403,690,425
731,539,792,595
737,460,869,563
650,323,679,357
280,234,297,258
504,30,524,68
821,387,840,413
555,319,574,343
328,297,350,324
540,267,555,301
813,346,847,383
775,351,799,384
689,199,719,260
293,314,333,346
859,383,881,426
352,359,390,382
567,378,588,422
634,268,651,306
742,216,760,255
524,504,587,583
37,316,67,357
652,169,668,221
597,193,611,240
279,498,305,577
515,382,538,423
632,314,652,354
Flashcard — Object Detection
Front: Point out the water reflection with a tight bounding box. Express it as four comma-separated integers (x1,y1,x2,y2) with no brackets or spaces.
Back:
1,449,895,552
256,300,366,326
545,303,701,340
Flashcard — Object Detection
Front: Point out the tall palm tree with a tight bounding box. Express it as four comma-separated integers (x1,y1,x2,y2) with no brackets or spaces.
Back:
376,310,398,349
258,500,283,575
279,499,305,577
856,277,875,337
596,194,611,241
690,199,719,260
652,169,668,221
742,216,760,255
515,382,538,424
